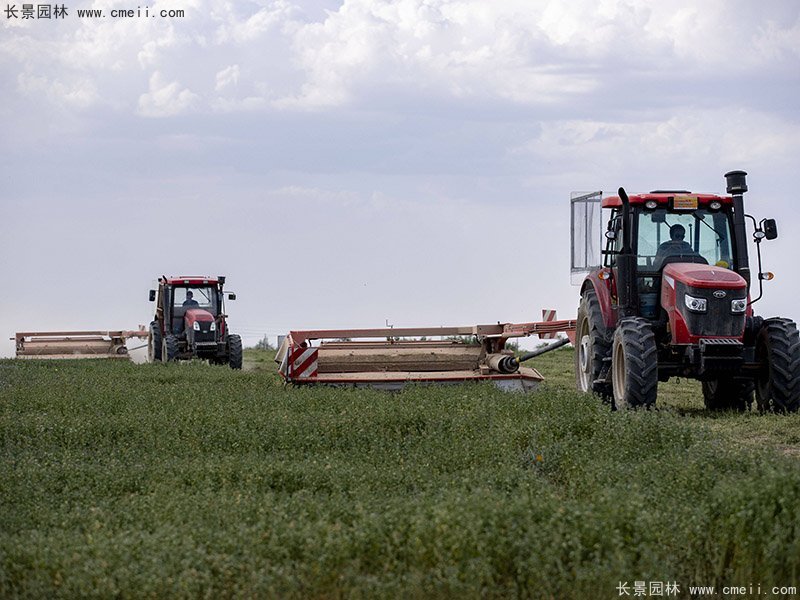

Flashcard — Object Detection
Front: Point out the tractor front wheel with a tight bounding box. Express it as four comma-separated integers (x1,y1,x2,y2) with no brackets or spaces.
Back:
611,317,658,410
755,318,800,413
702,379,753,411
162,334,179,363
228,334,243,370
575,287,611,398
148,321,162,363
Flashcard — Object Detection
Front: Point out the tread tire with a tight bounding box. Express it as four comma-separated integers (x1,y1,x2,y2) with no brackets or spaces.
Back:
575,287,612,398
611,317,658,410
228,334,243,370
148,321,162,363
755,318,800,413
162,334,179,363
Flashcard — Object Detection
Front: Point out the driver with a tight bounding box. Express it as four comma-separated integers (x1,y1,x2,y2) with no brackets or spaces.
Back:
182,290,199,307
654,224,693,264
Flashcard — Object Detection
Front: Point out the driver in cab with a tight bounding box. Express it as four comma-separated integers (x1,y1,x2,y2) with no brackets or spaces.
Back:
182,290,199,308
654,224,694,267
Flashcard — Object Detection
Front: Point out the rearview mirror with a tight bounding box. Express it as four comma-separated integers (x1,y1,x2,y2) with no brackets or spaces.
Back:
762,218,778,240
228,293,237,300
149,290,156,302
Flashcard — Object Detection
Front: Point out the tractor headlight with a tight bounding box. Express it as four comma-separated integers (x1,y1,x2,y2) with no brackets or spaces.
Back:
684,294,707,313
193,321,200,331
210,322,216,331
731,298,747,313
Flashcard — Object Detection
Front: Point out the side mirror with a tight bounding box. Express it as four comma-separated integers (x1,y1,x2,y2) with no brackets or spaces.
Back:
149,290,156,302
228,293,237,301
605,230,617,240
762,218,778,240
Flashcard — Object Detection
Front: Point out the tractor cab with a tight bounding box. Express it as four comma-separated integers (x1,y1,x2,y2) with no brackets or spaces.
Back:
601,193,739,320
166,284,221,335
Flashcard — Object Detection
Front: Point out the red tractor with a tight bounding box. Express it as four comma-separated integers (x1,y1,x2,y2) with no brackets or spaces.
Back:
147,275,242,369
572,170,800,411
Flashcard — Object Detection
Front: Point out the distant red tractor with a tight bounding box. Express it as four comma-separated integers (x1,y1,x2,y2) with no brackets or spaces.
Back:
572,170,800,411
148,275,242,369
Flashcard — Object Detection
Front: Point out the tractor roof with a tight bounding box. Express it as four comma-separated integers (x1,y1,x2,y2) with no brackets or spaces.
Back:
601,192,732,209
162,276,220,285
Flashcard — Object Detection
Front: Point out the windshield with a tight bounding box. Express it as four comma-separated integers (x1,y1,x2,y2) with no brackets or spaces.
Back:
636,209,734,272
172,286,218,313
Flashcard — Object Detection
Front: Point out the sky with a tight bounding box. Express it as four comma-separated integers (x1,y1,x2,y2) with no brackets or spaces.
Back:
2,0,800,357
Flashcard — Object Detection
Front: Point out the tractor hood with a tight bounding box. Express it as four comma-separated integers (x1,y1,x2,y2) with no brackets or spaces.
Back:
185,308,215,326
662,263,746,290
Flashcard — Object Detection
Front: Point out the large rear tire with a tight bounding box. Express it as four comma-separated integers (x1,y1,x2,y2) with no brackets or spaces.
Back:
575,287,612,398
162,334,179,363
755,318,800,413
611,317,658,410
702,379,753,411
148,321,162,363
228,334,243,370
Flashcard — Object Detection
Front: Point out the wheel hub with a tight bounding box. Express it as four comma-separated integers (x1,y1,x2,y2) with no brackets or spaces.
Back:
612,341,626,409
578,334,591,390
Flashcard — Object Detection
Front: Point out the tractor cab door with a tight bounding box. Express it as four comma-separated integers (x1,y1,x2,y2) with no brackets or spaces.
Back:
570,191,603,285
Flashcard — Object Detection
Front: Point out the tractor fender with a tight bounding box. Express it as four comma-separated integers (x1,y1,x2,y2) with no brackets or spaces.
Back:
581,269,617,330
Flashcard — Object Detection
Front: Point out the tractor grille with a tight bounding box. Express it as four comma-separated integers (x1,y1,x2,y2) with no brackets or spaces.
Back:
195,323,215,343
677,282,745,337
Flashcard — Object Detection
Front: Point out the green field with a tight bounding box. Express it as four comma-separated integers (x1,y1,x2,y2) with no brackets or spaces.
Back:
2,350,799,598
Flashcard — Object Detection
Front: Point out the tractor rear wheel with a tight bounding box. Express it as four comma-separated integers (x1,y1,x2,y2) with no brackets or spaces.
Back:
755,318,800,413
148,321,162,363
228,334,243,370
162,334,179,363
575,287,611,398
611,317,658,410
702,379,753,411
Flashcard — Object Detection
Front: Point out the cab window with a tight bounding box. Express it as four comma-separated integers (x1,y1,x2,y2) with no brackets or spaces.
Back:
636,209,734,271
172,286,218,312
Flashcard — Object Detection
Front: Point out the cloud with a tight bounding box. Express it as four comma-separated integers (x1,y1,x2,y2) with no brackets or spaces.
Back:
215,64,240,91
500,107,800,202
211,0,298,44
17,72,99,108
275,0,800,109
513,108,800,172
137,71,199,116
2,0,798,116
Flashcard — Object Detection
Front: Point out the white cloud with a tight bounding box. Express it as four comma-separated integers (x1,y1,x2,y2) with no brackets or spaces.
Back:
17,73,99,108
1,0,798,115
274,0,800,109
505,107,800,201
212,0,298,44
214,64,240,91
137,71,199,116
